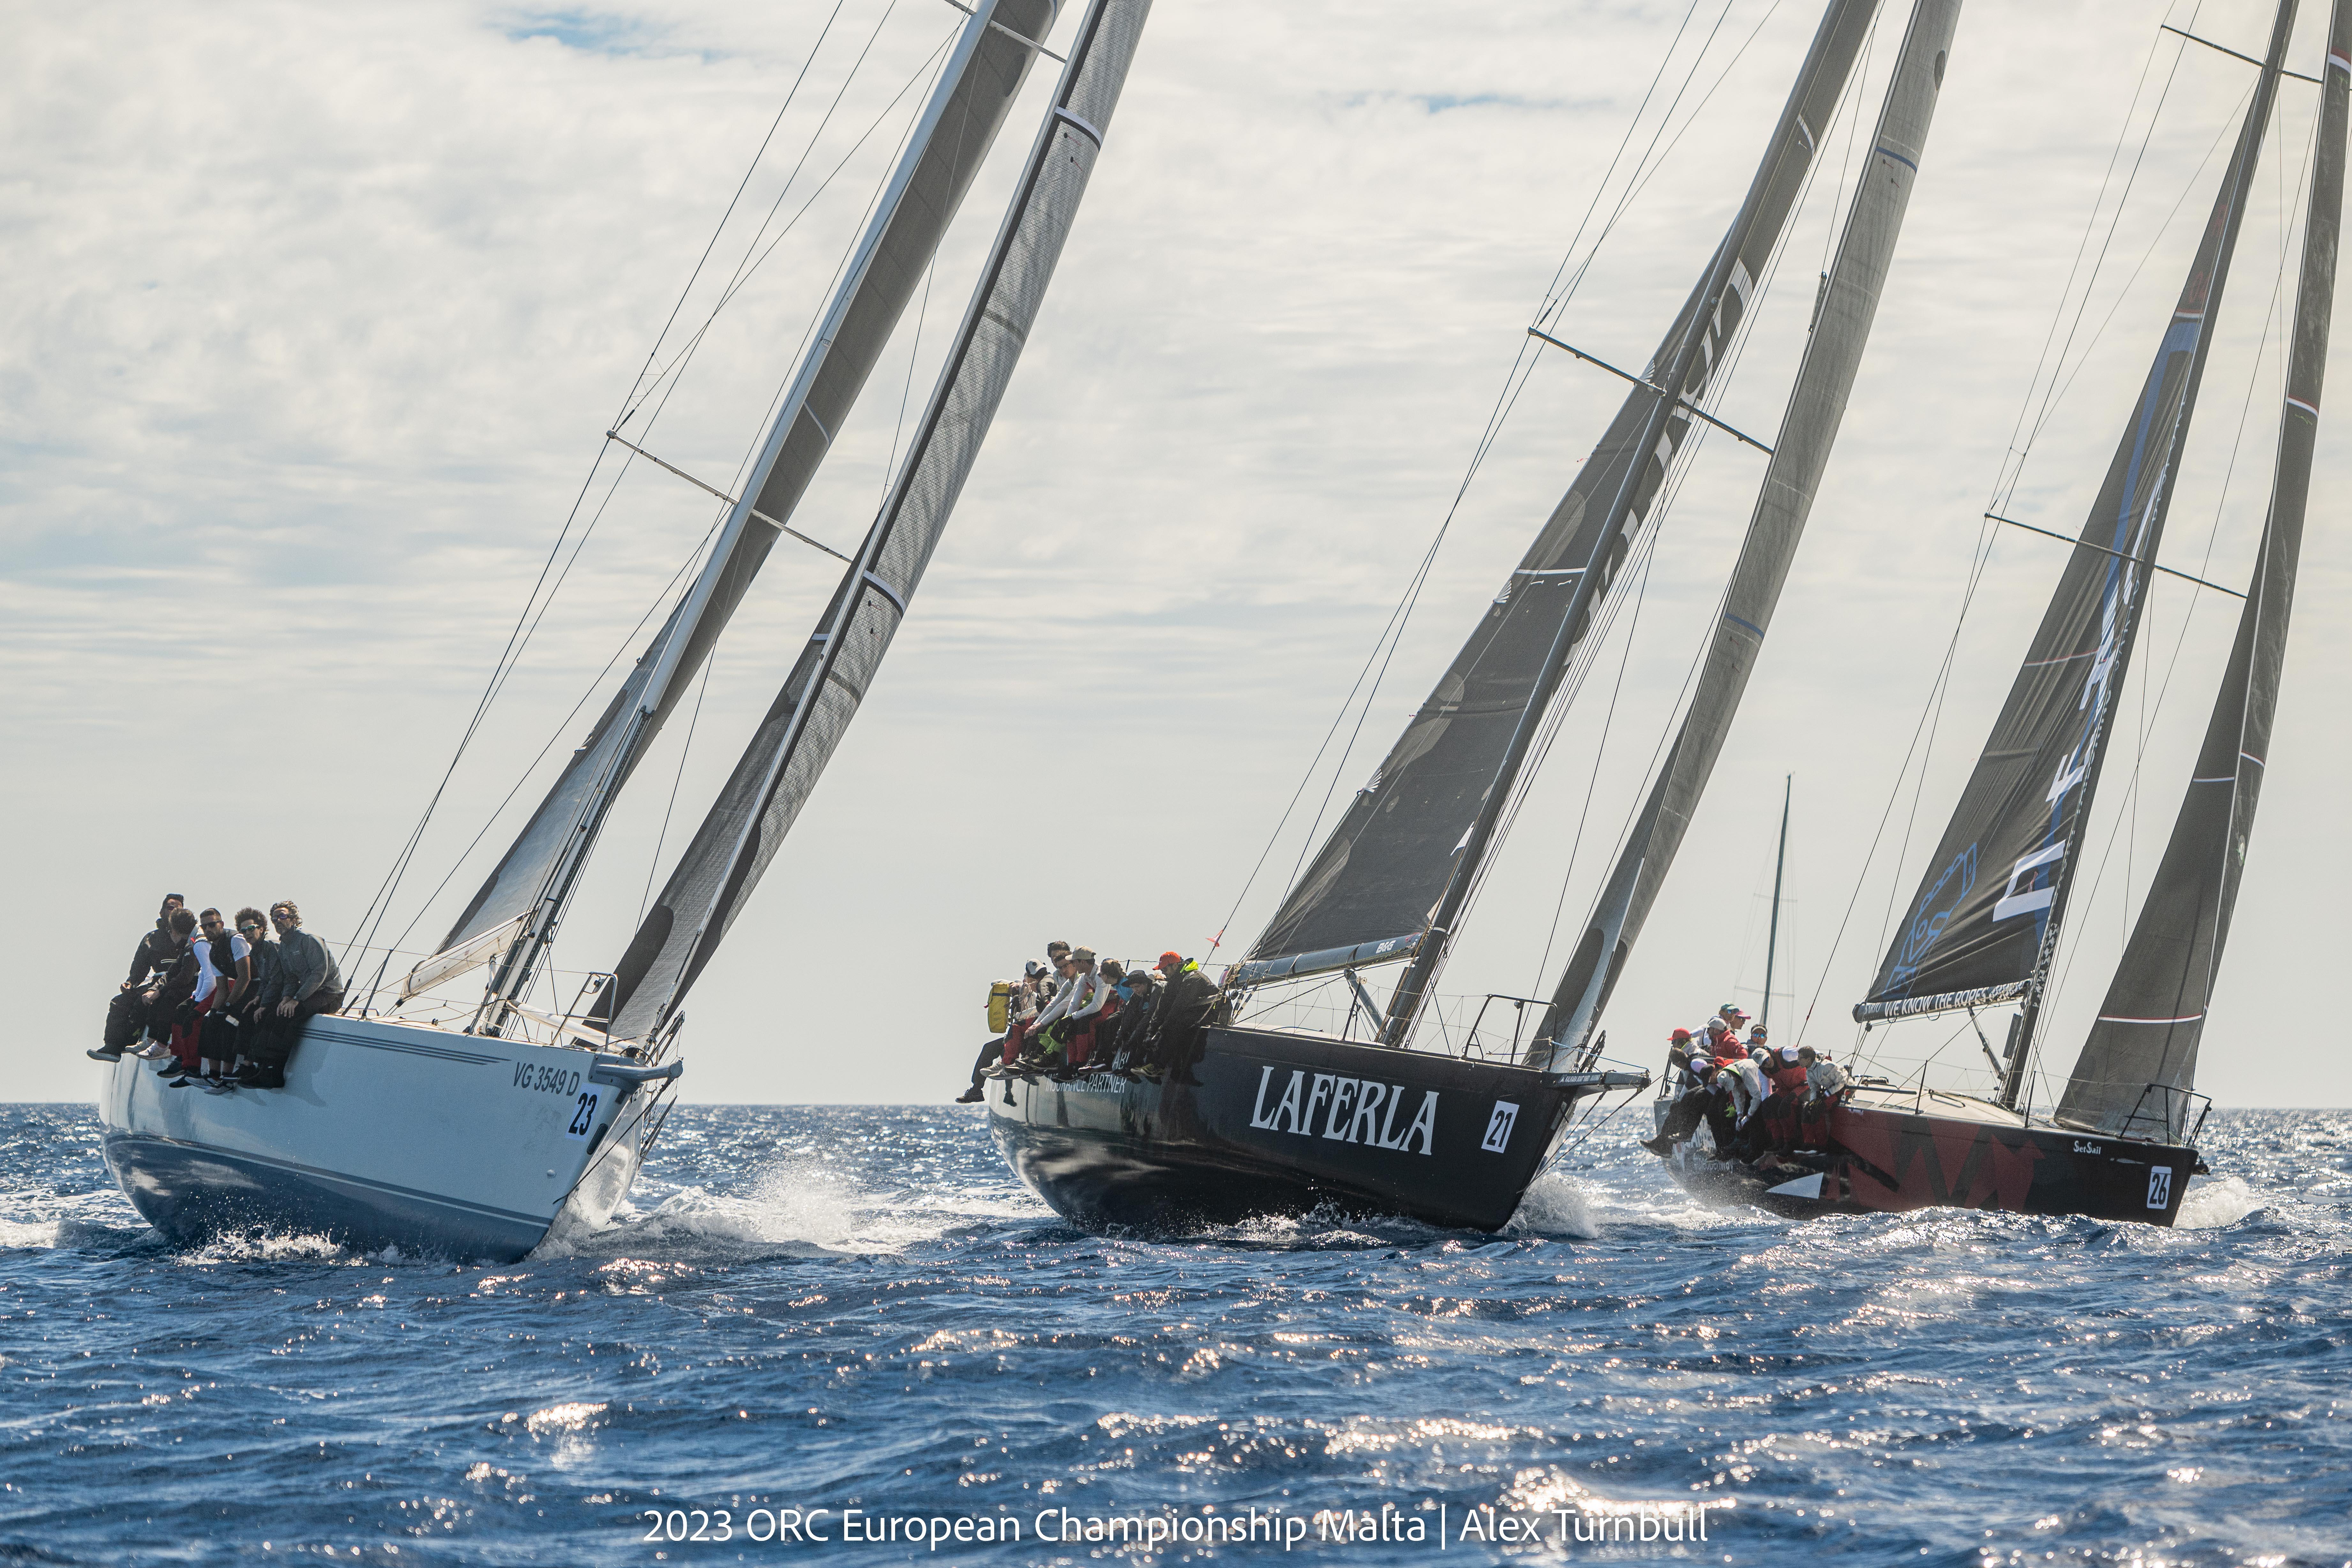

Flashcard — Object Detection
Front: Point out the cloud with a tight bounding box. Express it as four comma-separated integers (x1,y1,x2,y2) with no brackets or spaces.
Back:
10,0,2347,1116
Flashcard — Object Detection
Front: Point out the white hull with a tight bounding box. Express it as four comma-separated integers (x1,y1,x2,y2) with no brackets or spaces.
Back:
96,1014,677,1262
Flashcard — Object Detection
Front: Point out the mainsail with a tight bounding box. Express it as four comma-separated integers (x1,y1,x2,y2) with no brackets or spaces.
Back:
420,0,1059,997
1854,0,2296,1030
596,0,1154,1042
1530,0,1963,1067
2056,5,2347,1138
1233,0,1882,995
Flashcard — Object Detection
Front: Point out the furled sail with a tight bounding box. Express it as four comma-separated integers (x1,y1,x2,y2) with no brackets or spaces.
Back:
1530,0,1963,1068
420,0,1058,995
2056,5,2346,1139
1854,1,2295,1024
596,0,1153,1042
1233,0,1881,992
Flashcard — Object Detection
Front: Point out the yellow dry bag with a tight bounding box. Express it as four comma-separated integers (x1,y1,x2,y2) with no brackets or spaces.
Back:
987,980,1013,1033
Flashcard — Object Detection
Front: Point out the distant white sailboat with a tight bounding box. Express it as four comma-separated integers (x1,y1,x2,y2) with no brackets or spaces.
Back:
98,0,1154,1261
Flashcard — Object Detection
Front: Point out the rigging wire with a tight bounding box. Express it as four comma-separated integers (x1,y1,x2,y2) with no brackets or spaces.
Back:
619,1,937,434
1502,12,1884,1006
614,0,857,425
641,652,717,926
1797,14,2242,1058
1537,0,1758,329
1216,0,1782,960
343,3,884,973
359,11,959,977
2027,100,2311,1103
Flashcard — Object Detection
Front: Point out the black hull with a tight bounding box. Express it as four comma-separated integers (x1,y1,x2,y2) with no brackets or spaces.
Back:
1654,1092,2198,1226
987,1024,1638,1233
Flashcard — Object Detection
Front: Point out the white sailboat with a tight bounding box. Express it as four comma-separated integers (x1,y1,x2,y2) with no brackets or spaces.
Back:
97,0,1154,1261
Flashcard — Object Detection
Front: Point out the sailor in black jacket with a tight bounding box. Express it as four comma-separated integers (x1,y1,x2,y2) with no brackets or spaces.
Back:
94,895,186,1059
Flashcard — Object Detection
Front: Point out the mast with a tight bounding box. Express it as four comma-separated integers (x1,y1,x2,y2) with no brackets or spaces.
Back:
1763,773,1791,1028
594,0,1154,1042
1524,0,1961,1068
1852,0,2297,1120
2055,0,2346,1139
411,0,1059,1018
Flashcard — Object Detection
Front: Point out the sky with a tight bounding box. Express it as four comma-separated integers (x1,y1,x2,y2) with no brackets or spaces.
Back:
6,0,2346,1112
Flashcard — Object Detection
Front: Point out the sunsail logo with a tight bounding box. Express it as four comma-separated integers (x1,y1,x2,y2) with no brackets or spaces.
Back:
1249,1067,1438,1155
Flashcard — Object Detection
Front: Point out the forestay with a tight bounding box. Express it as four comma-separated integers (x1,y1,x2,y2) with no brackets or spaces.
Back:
2058,4,2346,1138
597,0,1154,1042
420,0,1059,994
1854,1,2295,1024
1532,0,1963,1067
1234,0,1881,992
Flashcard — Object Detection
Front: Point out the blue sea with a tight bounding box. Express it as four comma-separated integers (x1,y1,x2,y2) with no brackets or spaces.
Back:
2,1102,2346,1566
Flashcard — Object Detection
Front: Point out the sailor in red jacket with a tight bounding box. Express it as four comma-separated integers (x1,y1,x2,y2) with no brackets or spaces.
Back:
1759,1032,1808,1096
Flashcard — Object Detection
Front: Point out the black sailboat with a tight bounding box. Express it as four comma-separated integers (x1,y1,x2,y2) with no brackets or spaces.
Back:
987,0,1933,1233
1654,0,2343,1225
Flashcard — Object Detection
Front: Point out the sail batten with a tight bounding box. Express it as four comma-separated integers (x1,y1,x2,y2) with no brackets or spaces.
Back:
1854,0,2297,1034
425,0,1058,990
2057,0,2345,1138
598,0,1154,1041
1527,0,1964,1067
1236,0,1883,995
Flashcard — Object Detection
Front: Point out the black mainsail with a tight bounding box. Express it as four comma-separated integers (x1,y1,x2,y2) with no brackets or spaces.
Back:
2056,7,2346,1139
1854,0,2296,1050
597,0,1153,1042
1530,0,1963,1067
420,0,1060,1001
1234,0,1882,1006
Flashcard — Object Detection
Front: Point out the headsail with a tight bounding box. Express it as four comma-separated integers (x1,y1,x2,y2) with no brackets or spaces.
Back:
1531,0,1963,1067
418,0,1059,1000
596,0,1154,1042
1233,0,1882,994
2057,3,2346,1139
1854,0,2296,1031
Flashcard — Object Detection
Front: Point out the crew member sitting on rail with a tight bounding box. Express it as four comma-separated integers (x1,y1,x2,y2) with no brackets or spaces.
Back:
1741,1047,1806,1157
237,901,343,1089
1029,948,1109,1070
1663,1027,1708,1091
1065,950,1118,1070
1796,1046,1848,1146
93,894,186,1062
1644,1040,1725,1155
133,910,201,1069
1003,948,1075,1067
157,908,237,1086
1718,1047,1770,1141
185,907,252,1090
1108,967,1159,1074
1702,1016,1743,1064
1147,953,1222,1085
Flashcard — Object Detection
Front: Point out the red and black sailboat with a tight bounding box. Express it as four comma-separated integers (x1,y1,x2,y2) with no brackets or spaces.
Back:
990,0,1942,1232
1652,0,2344,1225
